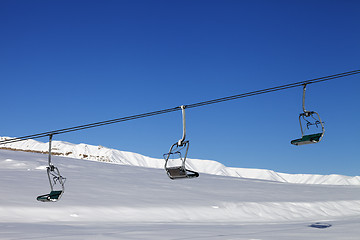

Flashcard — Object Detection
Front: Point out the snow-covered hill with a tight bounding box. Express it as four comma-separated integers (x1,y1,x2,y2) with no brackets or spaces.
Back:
1,148,360,239
1,136,359,186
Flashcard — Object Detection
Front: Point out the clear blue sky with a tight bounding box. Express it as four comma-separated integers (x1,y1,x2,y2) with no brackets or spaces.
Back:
1,0,359,176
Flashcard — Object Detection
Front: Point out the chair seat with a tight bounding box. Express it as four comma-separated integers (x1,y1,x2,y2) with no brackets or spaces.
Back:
291,133,323,146
37,190,63,202
166,167,199,180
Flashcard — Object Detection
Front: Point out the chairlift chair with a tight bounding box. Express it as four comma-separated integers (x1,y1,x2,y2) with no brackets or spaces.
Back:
164,140,199,179
37,134,66,202
163,105,199,180
291,84,325,146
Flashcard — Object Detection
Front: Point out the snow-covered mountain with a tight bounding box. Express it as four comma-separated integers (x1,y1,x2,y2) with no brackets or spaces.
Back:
1,136,359,185
1,147,360,239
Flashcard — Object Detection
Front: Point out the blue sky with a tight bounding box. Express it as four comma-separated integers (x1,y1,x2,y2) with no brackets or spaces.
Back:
1,0,359,176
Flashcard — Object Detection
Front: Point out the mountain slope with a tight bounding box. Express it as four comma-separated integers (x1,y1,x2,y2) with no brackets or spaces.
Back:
1,149,360,223
1,136,359,185
1,149,360,239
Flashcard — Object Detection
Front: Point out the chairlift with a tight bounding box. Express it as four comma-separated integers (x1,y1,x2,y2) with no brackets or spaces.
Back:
291,84,325,146
163,105,199,179
37,134,66,202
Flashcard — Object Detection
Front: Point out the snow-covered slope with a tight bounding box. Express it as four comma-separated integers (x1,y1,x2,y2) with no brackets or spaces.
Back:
1,136,359,185
1,148,360,239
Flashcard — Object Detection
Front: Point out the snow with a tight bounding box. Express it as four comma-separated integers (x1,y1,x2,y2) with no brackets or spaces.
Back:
1,136,359,186
0,138,360,239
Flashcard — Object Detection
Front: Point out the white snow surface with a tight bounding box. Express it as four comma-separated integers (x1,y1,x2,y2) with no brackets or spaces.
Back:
0,136,359,186
1,143,360,239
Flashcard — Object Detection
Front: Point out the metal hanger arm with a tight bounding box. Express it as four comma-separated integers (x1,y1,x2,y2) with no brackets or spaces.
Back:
48,134,53,167
178,105,186,146
302,84,307,113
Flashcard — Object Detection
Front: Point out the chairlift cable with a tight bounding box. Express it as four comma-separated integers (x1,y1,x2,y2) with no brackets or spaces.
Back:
0,69,359,145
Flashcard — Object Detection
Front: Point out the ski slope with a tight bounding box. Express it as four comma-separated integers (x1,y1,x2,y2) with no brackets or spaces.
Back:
1,143,360,239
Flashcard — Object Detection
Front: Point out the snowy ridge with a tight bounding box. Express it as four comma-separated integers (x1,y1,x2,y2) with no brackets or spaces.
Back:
1,136,359,185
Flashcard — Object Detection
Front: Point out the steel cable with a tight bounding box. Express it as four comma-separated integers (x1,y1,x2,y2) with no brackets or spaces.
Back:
1,69,359,145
